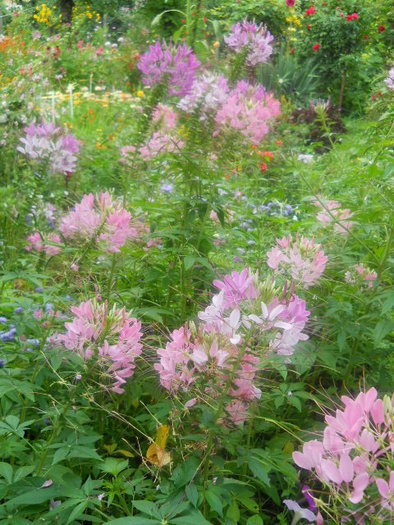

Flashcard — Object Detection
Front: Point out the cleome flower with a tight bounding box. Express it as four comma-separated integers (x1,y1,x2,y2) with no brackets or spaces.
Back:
224,19,274,66
155,268,310,425
137,40,200,97
17,121,81,175
215,81,280,145
267,234,328,289
292,387,394,522
50,299,143,394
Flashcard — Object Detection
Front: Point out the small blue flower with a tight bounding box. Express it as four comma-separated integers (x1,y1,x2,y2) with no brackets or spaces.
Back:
0,359,5,368
0,317,7,324
26,338,40,347
161,183,173,194
45,303,54,313
35,287,44,293
14,307,24,314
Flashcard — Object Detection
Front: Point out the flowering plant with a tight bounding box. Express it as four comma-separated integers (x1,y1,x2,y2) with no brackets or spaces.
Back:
293,387,394,523
50,299,143,394
155,267,310,425
18,121,81,176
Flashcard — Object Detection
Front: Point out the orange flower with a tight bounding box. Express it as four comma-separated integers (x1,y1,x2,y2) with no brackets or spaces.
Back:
276,140,283,146
258,151,274,161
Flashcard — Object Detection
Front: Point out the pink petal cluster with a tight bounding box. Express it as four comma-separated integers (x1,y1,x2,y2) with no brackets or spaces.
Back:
215,81,280,145
384,67,394,90
224,19,274,66
152,103,178,129
213,266,259,308
345,264,377,289
50,300,143,394
137,40,200,97
59,192,148,253
314,198,354,235
177,73,230,120
17,121,81,175
140,131,184,160
267,235,328,289
155,268,310,424
26,232,62,256
293,387,394,521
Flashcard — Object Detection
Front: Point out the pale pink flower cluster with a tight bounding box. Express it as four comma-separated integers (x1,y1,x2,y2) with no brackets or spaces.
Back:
293,387,394,521
140,132,184,160
155,268,310,424
50,300,143,394
26,231,62,256
59,192,148,253
345,264,377,289
314,198,354,235
267,235,328,289
215,81,280,145
122,104,183,161
177,73,230,120
224,19,274,66
17,122,81,175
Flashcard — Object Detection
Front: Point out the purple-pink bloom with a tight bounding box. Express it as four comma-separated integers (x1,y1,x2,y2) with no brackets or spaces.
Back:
224,19,274,66
138,40,200,97
283,499,316,522
314,197,354,235
213,267,258,308
177,73,230,119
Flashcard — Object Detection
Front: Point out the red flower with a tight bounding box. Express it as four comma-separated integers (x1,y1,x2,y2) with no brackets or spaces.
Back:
203,17,207,23
346,15,352,22
286,0,296,6
307,24,311,30
378,25,386,33
363,34,368,40
290,48,295,54
312,43,320,51
260,163,268,173
352,13,359,20
340,12,344,17
305,5,315,16
276,140,283,146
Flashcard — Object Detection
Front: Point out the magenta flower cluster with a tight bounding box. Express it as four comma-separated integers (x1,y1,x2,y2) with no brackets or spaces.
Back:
18,122,81,175
224,19,274,66
51,300,143,394
137,41,200,97
267,234,328,289
155,267,310,425
293,387,394,521
215,81,281,145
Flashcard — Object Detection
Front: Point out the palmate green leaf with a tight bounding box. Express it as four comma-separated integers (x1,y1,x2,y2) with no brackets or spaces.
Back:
99,458,129,477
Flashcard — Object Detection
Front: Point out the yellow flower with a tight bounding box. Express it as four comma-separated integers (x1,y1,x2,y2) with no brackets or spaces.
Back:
136,90,144,98
213,41,220,49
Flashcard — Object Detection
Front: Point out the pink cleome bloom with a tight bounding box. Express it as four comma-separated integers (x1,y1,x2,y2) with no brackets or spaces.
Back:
26,231,62,256
152,103,178,130
224,19,274,66
292,387,394,521
213,267,259,308
50,300,143,394
139,131,184,160
267,234,328,289
18,121,81,175
137,40,200,97
314,197,354,235
59,192,148,253
345,264,377,289
215,81,280,145
155,267,310,425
